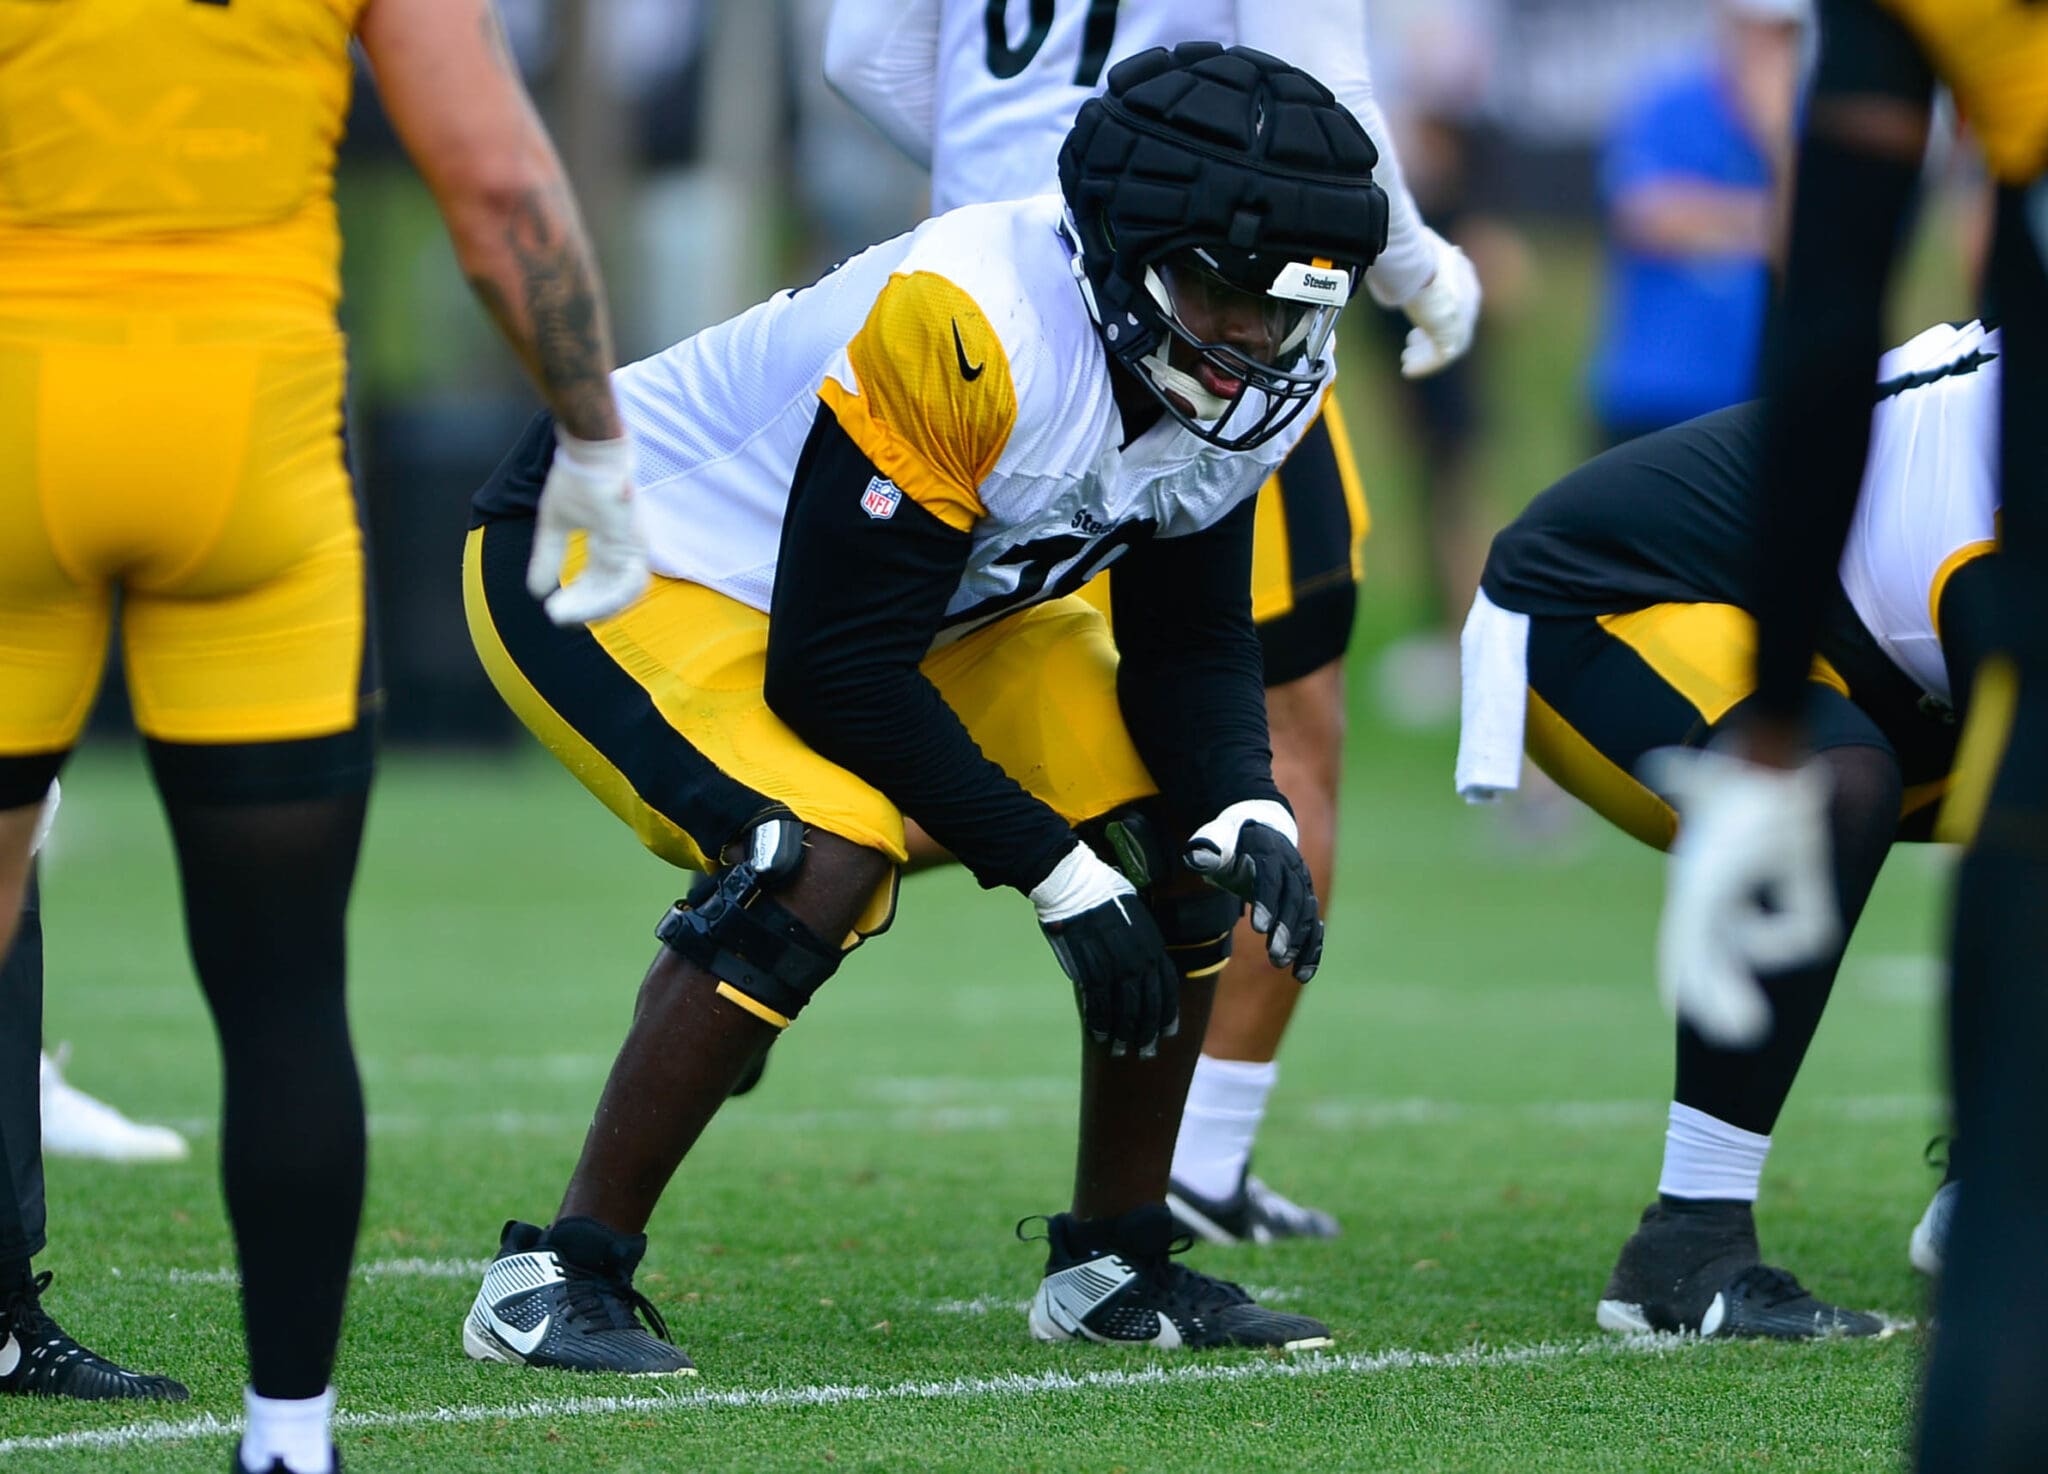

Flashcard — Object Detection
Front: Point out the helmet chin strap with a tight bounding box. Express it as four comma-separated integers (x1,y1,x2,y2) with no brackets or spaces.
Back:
1137,263,1229,421
1142,341,1230,422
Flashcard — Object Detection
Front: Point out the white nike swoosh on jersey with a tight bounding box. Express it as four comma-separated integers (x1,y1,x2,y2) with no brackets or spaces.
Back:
0,1332,19,1378
487,1303,549,1357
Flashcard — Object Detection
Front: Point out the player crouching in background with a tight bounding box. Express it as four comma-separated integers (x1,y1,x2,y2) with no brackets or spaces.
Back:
1457,321,2002,1336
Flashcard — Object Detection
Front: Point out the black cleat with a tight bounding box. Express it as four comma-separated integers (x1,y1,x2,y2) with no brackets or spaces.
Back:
1024,1203,1333,1350
1596,1199,1887,1340
0,1270,188,1401
1167,1168,1340,1246
463,1218,696,1375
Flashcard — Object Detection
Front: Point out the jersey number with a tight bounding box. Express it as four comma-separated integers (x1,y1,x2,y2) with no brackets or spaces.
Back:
984,0,1120,86
953,517,1157,629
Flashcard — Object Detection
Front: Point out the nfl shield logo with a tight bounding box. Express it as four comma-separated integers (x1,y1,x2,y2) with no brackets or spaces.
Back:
860,476,902,520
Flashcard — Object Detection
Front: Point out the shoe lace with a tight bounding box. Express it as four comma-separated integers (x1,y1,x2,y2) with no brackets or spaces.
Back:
1148,1232,1252,1315
558,1264,673,1344
1924,1135,1951,1172
1728,1263,1810,1309
1,1271,58,1342
1014,1216,1051,1245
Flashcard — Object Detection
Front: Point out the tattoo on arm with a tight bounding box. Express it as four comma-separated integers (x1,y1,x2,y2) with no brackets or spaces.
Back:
471,183,620,441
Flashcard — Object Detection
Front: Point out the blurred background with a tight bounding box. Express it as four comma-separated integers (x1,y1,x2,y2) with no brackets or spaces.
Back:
94,0,1989,750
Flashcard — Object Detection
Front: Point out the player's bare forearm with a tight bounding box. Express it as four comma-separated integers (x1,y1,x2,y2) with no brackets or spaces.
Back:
358,0,623,442
459,182,623,443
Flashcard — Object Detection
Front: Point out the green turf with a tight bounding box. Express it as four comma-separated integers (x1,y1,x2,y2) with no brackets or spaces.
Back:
1,699,1948,1471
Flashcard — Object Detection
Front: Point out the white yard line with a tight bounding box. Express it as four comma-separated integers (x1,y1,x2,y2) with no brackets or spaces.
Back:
161,1091,1944,1141
159,1258,493,1287
0,1333,1806,1457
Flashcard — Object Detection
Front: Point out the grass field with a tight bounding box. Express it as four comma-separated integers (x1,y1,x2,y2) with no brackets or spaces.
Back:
0,698,1952,1472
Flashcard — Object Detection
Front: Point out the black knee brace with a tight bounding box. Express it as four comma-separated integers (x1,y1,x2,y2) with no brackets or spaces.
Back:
655,817,843,1028
1084,805,1243,979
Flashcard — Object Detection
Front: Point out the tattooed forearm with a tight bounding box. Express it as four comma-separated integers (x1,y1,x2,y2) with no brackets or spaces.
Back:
472,182,621,441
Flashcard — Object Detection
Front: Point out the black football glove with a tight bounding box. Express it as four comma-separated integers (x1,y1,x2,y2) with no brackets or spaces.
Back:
1183,800,1324,981
1030,843,1181,1058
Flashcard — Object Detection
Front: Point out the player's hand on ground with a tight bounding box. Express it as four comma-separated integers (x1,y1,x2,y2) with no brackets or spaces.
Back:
1032,843,1180,1058
1641,745,1840,1048
1390,229,1481,380
1183,800,1323,981
529,430,650,627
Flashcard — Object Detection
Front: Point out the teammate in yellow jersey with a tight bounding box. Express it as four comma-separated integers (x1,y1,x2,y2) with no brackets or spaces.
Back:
1631,1,2048,1467
0,0,645,1468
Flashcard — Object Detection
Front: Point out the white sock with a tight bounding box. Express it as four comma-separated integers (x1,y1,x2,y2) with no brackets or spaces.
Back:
1657,1102,1771,1202
1170,1055,1277,1201
240,1386,336,1474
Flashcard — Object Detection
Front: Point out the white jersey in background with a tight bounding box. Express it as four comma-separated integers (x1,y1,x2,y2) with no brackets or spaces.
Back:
1839,320,2002,705
822,0,1440,309
613,195,1319,638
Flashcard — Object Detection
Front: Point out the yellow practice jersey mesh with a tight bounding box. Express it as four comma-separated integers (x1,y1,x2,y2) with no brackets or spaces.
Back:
1879,0,2048,182
0,0,364,311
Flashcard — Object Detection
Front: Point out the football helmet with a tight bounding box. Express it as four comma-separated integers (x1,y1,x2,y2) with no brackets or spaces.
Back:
1057,43,1389,450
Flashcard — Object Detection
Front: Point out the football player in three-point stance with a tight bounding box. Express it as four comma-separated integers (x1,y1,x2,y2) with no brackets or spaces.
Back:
461,45,1379,1374
1463,320,2002,1339
0,0,642,1466
1623,1,2048,1460
824,0,1481,1245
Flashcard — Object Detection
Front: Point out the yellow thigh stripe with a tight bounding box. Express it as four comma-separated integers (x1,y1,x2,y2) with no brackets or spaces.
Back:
469,528,1155,875
1321,394,1371,580
1525,688,1679,851
1937,655,2019,846
1249,473,1295,624
1596,603,1847,724
463,528,715,873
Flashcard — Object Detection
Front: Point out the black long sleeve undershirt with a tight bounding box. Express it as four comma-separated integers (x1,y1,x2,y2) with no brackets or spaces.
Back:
763,406,1078,894
1109,497,1285,829
1750,0,1935,721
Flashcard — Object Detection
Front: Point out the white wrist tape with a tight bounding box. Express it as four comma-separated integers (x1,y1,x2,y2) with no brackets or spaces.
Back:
1029,842,1134,924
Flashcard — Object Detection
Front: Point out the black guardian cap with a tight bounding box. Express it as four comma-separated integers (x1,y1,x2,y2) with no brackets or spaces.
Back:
1058,43,1389,449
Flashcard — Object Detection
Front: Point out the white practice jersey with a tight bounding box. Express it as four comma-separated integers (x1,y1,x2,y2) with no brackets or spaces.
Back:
930,0,1238,214
823,0,1437,303
1839,320,2002,705
613,194,1319,639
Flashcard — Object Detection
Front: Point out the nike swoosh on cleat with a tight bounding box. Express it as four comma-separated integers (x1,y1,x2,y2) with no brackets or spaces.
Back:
486,1306,550,1357
0,1333,17,1378
951,319,984,381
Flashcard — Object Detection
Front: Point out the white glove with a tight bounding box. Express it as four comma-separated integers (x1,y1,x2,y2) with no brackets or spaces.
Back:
528,430,650,627
1383,230,1480,380
30,778,60,858
1643,746,1840,1048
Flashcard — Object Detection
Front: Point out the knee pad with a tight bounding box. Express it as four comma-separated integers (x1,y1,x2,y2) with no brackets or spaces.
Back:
1151,885,1241,979
655,816,843,1029
1082,804,1243,979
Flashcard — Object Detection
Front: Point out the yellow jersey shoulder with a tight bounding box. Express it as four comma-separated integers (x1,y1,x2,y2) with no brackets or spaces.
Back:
822,267,1022,534
0,0,365,235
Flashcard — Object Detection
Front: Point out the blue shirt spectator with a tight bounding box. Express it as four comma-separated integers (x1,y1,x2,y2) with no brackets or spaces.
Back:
1588,3,1804,443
